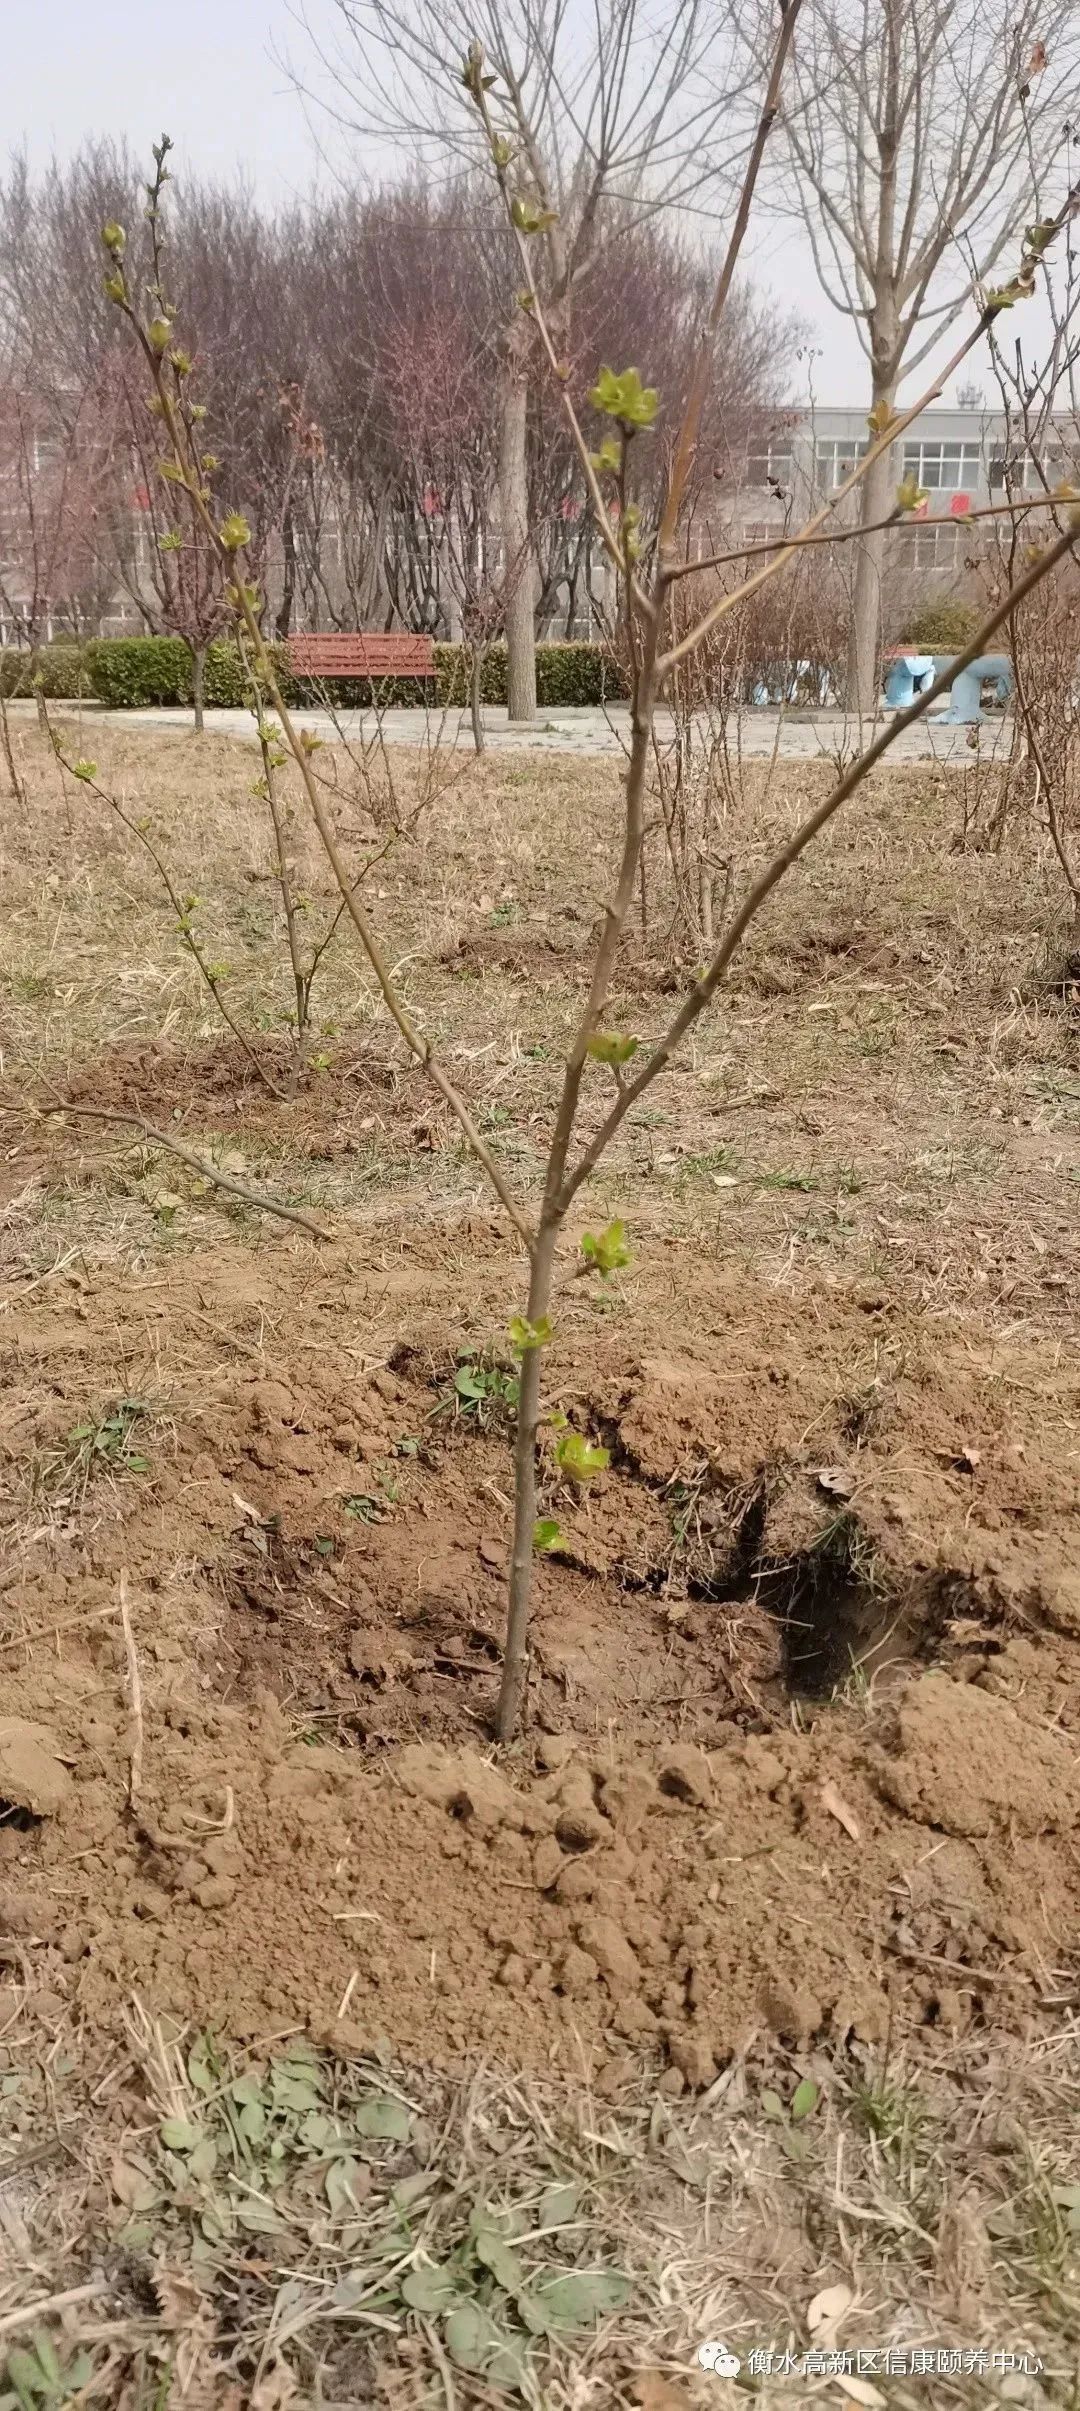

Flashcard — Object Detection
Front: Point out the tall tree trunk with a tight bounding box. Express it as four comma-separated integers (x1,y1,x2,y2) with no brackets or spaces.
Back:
192,642,206,734
846,387,896,716
276,507,297,639
499,334,536,723
469,644,486,755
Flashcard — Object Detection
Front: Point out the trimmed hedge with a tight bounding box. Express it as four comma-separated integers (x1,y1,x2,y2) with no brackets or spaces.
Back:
896,600,981,653
0,634,625,712
83,636,294,709
0,644,92,698
73,633,625,713
435,641,627,708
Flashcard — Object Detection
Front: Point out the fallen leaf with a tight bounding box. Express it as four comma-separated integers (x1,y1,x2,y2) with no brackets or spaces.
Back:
631,2378,698,2410
250,2361,298,2411
835,2379,885,2410
817,1465,854,1499
807,2280,853,2339
153,2267,208,2328
231,1489,267,1525
820,1779,861,1841
110,2154,159,2213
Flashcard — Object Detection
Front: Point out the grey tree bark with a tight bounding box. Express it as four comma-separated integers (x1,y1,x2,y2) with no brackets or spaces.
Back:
499,344,537,722
192,640,206,733
846,424,895,713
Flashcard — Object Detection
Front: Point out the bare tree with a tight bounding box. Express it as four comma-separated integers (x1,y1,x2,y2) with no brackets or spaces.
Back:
287,0,756,719
777,0,1080,711
985,187,1080,938
101,24,1080,1742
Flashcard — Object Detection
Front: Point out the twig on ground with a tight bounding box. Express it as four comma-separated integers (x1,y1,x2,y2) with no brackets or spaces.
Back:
0,2281,107,2339
0,1599,122,1658
118,1569,143,1812
0,1098,329,1240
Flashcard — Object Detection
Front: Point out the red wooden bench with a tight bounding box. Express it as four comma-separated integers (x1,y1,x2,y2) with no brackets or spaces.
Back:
286,632,436,684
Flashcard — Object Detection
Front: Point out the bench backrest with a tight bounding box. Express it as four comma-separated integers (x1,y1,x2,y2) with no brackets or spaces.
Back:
286,632,436,678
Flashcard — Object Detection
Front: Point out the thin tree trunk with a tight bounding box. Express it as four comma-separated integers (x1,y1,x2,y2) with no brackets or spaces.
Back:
848,366,896,708
0,694,26,810
846,402,895,716
276,508,297,639
192,642,206,733
499,339,537,723
496,690,657,1741
498,1223,557,1740
470,644,486,754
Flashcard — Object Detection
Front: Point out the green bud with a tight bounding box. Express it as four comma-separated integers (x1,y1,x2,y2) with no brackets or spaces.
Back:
101,220,126,253
580,1217,632,1276
590,437,622,474
554,1431,611,1482
102,272,127,305
509,1313,553,1353
219,512,251,552
511,194,558,236
147,317,172,352
587,1031,639,1066
588,364,659,431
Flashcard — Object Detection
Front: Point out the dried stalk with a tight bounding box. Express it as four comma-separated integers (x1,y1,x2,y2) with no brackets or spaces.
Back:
2,1097,329,1238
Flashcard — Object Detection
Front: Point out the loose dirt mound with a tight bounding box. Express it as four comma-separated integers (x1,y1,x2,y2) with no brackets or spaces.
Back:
7,1667,1080,2086
3,1240,1080,2084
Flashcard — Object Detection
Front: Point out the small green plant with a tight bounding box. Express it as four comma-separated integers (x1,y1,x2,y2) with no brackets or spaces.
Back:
126,2027,632,2392
6,968,54,1002
756,1164,818,1193
42,1399,152,1503
443,1353,520,1425
0,2334,95,2411
849,2064,926,2170
580,1218,631,1275
761,2075,820,2161
342,1490,385,1522
553,1430,610,1481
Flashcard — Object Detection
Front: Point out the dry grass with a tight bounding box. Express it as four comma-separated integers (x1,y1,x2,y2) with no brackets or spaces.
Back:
2,712,1078,1324
2,1992,1078,2406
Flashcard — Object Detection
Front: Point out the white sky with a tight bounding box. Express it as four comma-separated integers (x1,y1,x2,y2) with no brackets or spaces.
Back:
0,0,1010,407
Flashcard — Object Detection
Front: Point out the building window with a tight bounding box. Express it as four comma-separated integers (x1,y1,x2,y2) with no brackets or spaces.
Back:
815,437,869,488
744,440,792,488
902,440,982,490
903,522,962,569
740,520,779,548
988,444,1071,492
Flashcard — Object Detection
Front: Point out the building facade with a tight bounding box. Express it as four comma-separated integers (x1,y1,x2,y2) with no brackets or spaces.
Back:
714,399,1076,584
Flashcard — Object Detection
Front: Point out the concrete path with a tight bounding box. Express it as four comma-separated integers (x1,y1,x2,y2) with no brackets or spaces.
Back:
22,697,1012,764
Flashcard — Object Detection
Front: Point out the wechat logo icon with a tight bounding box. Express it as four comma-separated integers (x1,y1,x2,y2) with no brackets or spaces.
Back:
697,2341,741,2376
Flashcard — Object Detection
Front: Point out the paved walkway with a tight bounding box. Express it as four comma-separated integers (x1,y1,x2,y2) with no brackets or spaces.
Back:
24,698,1012,763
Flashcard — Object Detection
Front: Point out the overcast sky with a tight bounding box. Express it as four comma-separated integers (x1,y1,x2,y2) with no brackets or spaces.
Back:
0,0,1003,408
